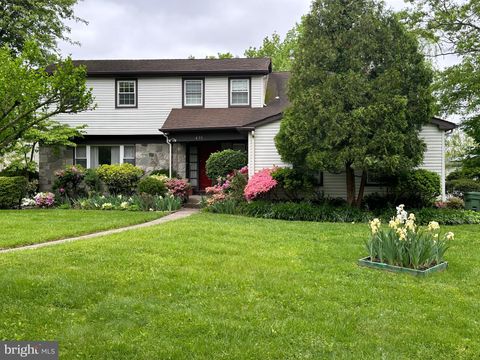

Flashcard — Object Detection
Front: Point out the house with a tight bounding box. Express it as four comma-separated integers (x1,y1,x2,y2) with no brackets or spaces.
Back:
40,58,456,199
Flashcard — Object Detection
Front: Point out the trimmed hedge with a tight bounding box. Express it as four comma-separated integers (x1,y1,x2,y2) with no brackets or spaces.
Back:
206,150,247,180
446,179,480,196
97,163,144,195
206,200,480,225
138,176,167,196
395,169,440,208
0,176,28,209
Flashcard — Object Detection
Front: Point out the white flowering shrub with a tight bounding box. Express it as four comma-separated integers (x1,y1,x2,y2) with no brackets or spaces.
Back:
366,205,453,269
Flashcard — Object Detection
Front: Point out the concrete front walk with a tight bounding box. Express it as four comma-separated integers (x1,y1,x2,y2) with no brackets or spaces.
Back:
0,208,199,254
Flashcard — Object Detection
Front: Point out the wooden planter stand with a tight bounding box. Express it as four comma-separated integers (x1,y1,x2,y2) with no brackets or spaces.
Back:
358,257,448,277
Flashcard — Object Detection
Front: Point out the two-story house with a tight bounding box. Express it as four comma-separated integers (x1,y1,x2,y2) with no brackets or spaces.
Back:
40,58,456,198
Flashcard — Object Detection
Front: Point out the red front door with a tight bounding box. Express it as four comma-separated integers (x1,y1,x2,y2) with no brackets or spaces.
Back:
198,142,221,190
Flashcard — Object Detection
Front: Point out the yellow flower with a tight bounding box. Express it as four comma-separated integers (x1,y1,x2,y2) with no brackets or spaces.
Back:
408,213,415,221
396,227,407,241
405,219,416,232
369,218,381,234
446,232,455,241
428,221,440,232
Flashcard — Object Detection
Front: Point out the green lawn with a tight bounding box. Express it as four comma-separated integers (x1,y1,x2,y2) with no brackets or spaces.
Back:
0,213,478,359
0,210,166,249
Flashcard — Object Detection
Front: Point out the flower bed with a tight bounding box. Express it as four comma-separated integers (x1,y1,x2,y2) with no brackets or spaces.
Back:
362,205,453,275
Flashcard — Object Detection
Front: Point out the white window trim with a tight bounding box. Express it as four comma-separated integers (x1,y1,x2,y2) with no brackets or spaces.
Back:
116,79,137,107
75,145,135,169
230,78,250,106
184,79,204,107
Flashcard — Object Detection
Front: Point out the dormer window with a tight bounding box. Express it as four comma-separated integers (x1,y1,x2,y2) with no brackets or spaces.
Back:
230,78,250,107
116,79,137,108
184,79,204,107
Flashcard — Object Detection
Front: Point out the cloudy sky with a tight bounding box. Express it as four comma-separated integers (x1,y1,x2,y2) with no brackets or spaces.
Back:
59,0,408,60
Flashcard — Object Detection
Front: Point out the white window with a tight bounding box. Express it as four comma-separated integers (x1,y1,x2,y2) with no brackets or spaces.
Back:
230,78,250,106
184,79,203,106
123,145,136,165
75,146,87,168
116,80,136,107
74,145,136,169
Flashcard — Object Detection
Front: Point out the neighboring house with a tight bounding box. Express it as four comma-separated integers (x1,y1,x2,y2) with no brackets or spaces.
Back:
40,58,456,199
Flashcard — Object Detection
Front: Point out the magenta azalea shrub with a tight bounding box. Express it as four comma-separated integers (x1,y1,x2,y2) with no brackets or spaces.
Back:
34,192,55,208
244,167,278,201
165,178,191,202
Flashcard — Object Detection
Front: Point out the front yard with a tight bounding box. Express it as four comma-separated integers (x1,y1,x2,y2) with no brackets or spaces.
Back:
0,213,478,359
0,210,166,249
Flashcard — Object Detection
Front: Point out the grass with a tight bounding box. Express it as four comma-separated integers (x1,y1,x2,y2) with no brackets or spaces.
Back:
0,210,166,249
0,213,479,359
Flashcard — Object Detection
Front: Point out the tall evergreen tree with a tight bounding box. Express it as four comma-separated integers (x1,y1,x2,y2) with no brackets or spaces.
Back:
276,0,434,206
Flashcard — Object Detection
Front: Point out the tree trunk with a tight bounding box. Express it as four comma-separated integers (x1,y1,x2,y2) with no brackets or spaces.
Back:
346,163,356,206
356,170,367,207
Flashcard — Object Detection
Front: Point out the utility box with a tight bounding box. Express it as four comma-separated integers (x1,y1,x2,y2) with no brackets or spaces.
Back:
464,192,480,211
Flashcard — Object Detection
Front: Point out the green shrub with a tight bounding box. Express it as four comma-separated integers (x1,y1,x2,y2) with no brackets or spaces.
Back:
0,160,38,180
228,170,248,201
271,167,314,200
0,176,28,209
237,201,372,223
84,168,102,194
53,165,86,199
446,179,480,197
413,208,480,225
138,176,167,196
206,150,247,180
446,167,480,181
150,168,179,178
97,163,144,195
363,192,396,211
395,169,440,208
446,197,465,209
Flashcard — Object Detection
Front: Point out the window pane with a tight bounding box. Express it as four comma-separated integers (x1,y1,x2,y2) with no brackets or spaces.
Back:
124,145,135,159
76,146,86,158
98,147,112,165
189,163,198,171
119,93,135,105
185,80,203,106
111,146,120,164
231,79,248,91
190,179,198,187
76,159,87,168
232,92,249,105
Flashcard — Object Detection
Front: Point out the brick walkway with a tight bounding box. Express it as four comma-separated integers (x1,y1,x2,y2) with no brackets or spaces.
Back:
0,208,199,254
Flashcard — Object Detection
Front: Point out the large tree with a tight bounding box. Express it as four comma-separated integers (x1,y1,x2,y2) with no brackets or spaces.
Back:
404,0,480,167
276,0,434,206
0,42,93,154
0,0,84,56
244,24,302,71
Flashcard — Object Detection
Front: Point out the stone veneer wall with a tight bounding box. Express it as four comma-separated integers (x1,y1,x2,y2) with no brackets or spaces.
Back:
39,146,74,191
135,143,186,177
39,143,187,191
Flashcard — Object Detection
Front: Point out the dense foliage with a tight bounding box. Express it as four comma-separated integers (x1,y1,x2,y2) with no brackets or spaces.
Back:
53,165,86,199
205,150,247,181
276,0,434,206
96,164,144,195
271,167,314,200
446,179,480,198
395,169,440,208
138,176,167,196
0,176,27,208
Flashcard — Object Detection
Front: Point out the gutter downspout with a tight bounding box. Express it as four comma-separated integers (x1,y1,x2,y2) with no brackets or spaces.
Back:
158,130,176,178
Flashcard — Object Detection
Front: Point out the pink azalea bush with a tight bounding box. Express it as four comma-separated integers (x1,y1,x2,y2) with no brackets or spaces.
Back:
34,192,55,208
244,167,278,201
205,167,249,206
165,178,191,202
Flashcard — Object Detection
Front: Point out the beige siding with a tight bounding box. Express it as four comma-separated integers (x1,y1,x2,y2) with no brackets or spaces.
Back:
250,121,288,174
205,77,228,108
249,120,446,199
251,76,264,108
54,77,182,135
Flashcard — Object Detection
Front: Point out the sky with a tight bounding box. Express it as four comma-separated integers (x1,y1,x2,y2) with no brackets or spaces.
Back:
59,0,408,60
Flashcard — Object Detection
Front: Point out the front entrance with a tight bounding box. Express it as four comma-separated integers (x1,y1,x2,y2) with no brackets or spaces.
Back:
187,141,247,192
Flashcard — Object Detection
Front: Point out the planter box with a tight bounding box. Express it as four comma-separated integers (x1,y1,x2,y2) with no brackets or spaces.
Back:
358,257,448,277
